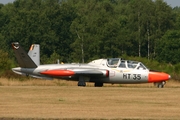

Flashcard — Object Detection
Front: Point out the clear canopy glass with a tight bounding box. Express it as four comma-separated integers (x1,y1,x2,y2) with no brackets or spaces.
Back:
107,58,147,70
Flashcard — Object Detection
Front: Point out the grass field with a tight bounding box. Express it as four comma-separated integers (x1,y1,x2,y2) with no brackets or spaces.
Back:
0,78,180,120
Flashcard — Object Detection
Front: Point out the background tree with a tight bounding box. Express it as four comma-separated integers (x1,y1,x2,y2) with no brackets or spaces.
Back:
156,30,180,64
0,0,180,75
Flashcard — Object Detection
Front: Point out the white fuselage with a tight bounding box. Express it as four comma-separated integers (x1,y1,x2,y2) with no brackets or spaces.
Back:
12,58,150,84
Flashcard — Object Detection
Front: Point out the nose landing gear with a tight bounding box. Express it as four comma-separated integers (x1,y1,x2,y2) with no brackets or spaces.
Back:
154,81,166,88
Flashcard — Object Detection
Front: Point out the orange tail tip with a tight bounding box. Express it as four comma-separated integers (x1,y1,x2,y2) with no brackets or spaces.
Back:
41,70,75,76
148,72,171,83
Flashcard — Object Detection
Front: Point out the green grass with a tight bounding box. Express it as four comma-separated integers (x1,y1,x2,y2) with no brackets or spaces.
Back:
0,82,180,120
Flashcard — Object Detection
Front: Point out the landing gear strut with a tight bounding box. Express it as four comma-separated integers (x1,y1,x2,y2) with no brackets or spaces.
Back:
77,76,86,87
154,81,166,88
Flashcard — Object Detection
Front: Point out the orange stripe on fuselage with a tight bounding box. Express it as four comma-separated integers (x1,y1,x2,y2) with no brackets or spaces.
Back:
41,70,75,76
148,71,170,83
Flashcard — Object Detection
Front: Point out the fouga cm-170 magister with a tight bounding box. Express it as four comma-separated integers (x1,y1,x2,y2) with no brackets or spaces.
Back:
11,42,171,88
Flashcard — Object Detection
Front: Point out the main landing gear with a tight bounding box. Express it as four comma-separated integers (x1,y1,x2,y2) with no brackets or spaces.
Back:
77,76,104,87
94,82,103,87
154,81,166,88
77,76,86,87
78,81,104,87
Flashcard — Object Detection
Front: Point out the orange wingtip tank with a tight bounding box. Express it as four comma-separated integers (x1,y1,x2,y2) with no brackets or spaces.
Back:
148,71,171,83
41,70,75,76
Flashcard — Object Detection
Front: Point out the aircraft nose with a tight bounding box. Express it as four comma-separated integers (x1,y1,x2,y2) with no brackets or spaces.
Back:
168,75,171,79
148,71,171,83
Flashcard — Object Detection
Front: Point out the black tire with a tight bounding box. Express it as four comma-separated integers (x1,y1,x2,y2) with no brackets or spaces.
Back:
158,84,164,88
94,82,103,87
78,81,86,87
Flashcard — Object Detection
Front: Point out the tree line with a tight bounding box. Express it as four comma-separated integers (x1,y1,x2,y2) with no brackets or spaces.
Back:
1,0,180,79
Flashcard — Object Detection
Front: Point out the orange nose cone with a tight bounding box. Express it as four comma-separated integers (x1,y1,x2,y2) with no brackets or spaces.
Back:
41,70,75,76
148,71,171,83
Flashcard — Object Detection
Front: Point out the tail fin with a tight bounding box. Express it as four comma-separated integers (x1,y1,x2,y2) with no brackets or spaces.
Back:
11,42,37,68
28,44,40,66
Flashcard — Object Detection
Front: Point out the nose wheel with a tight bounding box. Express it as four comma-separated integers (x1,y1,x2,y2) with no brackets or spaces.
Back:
154,81,166,88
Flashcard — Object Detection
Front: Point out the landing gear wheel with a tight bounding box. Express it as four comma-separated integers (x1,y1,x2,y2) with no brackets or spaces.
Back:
26,74,29,77
78,81,86,87
78,76,86,87
157,84,164,88
94,82,103,87
155,81,166,88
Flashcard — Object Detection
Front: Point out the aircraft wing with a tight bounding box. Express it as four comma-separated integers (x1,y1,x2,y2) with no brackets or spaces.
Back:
40,69,109,77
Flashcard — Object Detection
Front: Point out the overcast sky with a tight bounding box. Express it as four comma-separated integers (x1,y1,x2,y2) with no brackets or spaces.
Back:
0,0,180,8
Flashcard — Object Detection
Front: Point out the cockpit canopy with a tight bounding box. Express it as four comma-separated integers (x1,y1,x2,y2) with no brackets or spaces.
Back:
107,58,147,70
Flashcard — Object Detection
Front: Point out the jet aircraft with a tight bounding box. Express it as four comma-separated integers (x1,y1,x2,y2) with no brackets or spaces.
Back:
11,42,171,88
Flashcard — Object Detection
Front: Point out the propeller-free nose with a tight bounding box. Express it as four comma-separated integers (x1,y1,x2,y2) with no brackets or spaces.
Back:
148,71,171,83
